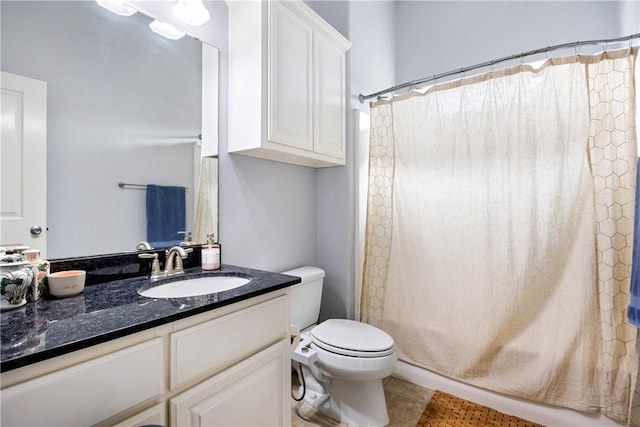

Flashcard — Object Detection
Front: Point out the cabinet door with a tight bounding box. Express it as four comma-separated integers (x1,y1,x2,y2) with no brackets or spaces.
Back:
268,1,313,151
170,339,291,427
1,338,164,427
313,33,346,160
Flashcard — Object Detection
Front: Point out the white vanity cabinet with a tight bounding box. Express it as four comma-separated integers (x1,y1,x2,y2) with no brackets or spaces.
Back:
228,0,351,168
168,293,291,427
0,290,291,427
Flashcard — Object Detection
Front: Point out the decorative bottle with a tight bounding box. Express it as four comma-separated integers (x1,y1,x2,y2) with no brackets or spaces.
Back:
23,249,48,301
201,233,221,271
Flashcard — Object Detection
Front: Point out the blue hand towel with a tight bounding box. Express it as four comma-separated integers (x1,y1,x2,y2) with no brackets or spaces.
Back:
627,158,640,327
146,184,186,248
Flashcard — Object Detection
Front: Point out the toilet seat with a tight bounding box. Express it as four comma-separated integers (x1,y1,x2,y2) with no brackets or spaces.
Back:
310,319,395,358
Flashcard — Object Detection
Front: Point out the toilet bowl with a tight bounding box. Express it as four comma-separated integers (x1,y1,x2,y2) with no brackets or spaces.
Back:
284,266,397,427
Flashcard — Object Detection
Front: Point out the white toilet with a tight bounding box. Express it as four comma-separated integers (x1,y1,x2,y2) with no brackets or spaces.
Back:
284,266,397,427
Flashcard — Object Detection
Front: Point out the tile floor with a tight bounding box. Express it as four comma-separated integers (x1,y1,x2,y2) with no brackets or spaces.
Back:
291,376,434,427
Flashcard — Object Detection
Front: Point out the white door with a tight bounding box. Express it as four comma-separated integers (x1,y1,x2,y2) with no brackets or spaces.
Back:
1,71,47,256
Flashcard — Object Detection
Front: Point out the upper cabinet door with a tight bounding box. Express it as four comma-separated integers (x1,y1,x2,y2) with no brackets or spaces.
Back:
313,32,346,159
269,2,314,151
227,0,351,168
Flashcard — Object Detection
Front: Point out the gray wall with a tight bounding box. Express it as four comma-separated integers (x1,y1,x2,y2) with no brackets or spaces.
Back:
394,1,626,86
621,1,640,36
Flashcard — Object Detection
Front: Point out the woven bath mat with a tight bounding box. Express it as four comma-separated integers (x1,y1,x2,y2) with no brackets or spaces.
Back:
417,390,545,427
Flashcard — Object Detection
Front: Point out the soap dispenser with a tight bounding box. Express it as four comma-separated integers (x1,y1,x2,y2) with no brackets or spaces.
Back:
201,233,220,271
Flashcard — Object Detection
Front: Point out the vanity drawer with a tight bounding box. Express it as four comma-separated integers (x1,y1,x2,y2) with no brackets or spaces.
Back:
170,295,289,389
1,338,164,427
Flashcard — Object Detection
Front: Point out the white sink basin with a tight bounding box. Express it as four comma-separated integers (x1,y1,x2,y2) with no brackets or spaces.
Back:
138,275,251,299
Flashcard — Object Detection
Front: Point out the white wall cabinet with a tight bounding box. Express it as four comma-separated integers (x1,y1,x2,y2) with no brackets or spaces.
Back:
228,0,351,168
0,290,291,427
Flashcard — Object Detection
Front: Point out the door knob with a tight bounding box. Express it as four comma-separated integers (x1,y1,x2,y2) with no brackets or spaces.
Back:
30,225,43,235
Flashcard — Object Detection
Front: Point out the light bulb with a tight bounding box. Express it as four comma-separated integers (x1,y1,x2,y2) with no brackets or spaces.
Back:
149,20,185,40
96,0,137,17
172,0,210,27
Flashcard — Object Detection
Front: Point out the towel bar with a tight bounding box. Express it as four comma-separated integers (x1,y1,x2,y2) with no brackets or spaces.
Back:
118,182,189,191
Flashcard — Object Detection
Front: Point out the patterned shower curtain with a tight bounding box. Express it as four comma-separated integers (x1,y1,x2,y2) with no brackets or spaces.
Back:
360,48,639,423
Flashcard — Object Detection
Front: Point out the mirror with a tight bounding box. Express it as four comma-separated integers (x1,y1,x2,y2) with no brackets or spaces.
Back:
1,1,218,259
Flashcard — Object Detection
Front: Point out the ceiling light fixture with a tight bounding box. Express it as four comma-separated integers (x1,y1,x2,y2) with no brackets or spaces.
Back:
171,0,210,26
95,0,137,17
149,20,185,40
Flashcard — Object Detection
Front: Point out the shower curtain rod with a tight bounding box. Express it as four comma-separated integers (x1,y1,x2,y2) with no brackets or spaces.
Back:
358,33,640,103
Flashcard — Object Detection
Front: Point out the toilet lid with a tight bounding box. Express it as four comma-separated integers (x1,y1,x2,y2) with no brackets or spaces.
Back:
310,319,395,358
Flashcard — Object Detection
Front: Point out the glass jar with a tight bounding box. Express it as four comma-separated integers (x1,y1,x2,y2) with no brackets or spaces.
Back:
0,254,33,308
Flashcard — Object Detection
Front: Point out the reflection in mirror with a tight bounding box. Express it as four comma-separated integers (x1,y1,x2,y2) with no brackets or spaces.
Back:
194,157,218,244
1,1,218,259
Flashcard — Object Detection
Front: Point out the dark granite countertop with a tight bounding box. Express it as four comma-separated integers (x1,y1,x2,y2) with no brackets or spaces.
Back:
0,264,300,373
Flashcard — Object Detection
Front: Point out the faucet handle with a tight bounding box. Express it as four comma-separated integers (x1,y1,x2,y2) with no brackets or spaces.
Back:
174,255,185,274
138,253,164,281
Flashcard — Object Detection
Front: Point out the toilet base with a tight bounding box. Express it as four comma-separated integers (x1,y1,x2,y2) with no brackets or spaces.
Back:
304,376,389,427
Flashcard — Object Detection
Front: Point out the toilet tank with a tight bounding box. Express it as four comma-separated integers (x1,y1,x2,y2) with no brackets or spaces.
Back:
282,266,325,331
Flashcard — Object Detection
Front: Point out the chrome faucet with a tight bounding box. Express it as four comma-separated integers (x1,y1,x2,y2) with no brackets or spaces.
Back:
164,246,193,277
